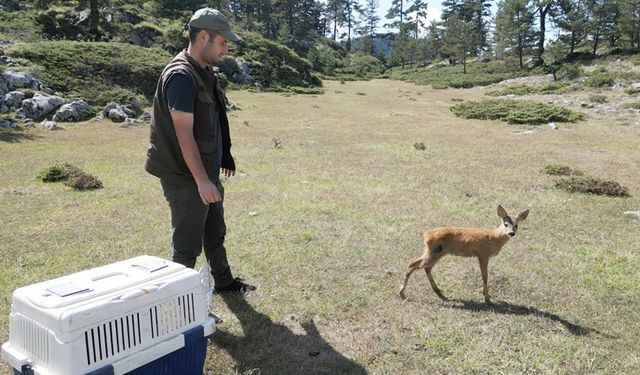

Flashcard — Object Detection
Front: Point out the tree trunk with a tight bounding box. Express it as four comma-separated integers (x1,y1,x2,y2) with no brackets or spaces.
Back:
537,4,550,65
89,0,99,34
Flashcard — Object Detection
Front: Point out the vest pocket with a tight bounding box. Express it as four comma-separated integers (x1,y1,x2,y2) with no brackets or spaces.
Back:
195,139,216,156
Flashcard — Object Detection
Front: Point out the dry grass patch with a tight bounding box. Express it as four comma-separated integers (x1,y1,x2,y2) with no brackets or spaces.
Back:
554,176,630,197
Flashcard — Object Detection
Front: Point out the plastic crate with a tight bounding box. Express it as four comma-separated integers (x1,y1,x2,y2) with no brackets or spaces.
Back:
2,256,215,375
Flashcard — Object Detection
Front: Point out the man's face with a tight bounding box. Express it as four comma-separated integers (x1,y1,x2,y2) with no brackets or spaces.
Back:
204,32,229,65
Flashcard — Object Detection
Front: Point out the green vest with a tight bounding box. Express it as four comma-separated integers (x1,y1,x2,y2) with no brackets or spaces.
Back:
144,50,235,186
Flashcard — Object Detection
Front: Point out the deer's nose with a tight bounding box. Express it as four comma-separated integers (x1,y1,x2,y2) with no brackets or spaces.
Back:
508,232,515,237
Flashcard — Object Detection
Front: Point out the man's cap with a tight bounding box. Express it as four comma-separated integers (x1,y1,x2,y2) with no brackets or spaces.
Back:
189,8,242,42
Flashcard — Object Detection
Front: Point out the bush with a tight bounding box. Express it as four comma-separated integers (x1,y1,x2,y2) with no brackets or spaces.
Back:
589,94,608,103
7,41,171,104
542,164,583,176
230,32,322,89
38,162,81,182
623,102,640,110
624,88,640,95
38,162,103,190
64,173,103,190
554,176,629,197
556,63,584,81
582,68,615,88
337,54,385,77
450,99,585,124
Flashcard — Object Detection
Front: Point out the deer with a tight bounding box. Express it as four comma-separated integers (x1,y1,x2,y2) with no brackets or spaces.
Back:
399,205,529,304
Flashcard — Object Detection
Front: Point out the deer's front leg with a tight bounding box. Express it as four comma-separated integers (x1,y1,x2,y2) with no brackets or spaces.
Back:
478,257,491,304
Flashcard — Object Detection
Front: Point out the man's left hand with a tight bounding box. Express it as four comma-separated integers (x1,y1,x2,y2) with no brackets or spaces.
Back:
221,168,235,177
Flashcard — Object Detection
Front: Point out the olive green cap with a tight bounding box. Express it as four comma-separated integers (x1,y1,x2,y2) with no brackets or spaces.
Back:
189,8,242,42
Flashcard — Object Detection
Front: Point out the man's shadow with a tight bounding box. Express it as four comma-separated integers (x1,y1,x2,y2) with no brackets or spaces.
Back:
448,299,612,337
209,295,368,375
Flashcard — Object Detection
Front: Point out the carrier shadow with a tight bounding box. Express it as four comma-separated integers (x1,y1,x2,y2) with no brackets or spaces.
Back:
209,295,367,375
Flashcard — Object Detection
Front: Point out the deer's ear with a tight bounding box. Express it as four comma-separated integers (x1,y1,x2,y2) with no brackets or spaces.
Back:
516,210,530,222
497,205,507,219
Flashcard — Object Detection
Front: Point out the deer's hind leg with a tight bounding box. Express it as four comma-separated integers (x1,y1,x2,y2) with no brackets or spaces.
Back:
399,241,447,300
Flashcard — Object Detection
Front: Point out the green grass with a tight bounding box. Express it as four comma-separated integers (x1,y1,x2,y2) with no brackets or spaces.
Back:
1,80,639,374
486,82,573,96
451,99,585,124
389,60,526,89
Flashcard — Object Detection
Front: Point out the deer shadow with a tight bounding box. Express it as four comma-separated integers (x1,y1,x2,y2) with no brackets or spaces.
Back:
209,294,368,375
447,298,613,337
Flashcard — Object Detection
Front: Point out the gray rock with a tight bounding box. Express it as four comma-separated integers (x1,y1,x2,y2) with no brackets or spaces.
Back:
0,90,25,110
137,112,151,123
548,122,558,130
0,71,43,95
53,100,93,122
40,119,58,130
0,104,7,113
17,93,65,120
108,107,127,122
1,117,17,129
103,102,136,122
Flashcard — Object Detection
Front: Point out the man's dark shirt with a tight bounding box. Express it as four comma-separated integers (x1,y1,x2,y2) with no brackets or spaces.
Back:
165,70,223,180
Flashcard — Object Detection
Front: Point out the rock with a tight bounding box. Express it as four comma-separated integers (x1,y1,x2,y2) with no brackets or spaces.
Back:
108,107,127,122
0,71,43,94
53,100,93,122
512,130,535,135
17,93,65,120
548,122,558,130
40,119,58,130
219,57,251,84
137,112,151,123
0,117,17,129
1,90,25,109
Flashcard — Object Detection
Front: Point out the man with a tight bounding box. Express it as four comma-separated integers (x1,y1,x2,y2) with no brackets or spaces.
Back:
145,8,254,294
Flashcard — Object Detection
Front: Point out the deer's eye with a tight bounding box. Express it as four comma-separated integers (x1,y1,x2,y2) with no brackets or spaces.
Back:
504,223,508,227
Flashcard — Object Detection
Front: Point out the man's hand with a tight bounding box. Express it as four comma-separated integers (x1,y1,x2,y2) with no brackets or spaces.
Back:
221,168,235,178
197,179,222,205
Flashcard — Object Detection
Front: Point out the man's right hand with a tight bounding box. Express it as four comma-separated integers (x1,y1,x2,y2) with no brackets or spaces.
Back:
197,179,222,205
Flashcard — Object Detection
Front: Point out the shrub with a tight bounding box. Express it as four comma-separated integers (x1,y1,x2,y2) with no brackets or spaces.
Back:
624,88,640,95
390,60,519,89
38,162,81,182
94,87,147,110
542,164,583,176
554,176,629,197
589,94,608,103
582,68,615,88
63,173,103,190
337,53,385,77
450,99,585,124
556,63,584,81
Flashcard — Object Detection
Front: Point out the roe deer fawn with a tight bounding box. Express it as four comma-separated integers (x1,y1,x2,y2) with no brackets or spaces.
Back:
399,205,529,304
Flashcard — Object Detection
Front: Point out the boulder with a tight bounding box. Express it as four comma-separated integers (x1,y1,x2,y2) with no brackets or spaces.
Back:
218,57,251,84
53,100,93,122
0,90,25,110
17,94,65,120
0,117,17,129
0,71,43,95
103,102,135,122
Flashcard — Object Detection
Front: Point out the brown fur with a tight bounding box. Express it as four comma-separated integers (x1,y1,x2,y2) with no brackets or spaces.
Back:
399,205,529,304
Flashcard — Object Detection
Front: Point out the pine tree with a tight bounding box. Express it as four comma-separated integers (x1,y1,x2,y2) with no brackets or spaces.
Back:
585,0,618,55
406,0,427,39
533,0,555,64
619,0,640,50
358,0,380,54
495,0,536,68
443,15,476,73
552,0,589,54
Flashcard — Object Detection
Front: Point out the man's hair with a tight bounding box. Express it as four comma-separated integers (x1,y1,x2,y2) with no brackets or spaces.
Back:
188,26,218,43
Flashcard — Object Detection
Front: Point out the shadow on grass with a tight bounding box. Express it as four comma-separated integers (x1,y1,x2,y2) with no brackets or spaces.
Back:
0,128,39,143
210,294,368,375
448,299,613,337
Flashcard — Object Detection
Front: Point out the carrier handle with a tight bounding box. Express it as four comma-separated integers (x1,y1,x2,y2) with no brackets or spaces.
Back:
114,283,166,302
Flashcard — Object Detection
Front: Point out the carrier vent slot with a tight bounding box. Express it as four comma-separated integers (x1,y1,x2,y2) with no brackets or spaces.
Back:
14,315,49,364
148,293,195,339
83,312,142,366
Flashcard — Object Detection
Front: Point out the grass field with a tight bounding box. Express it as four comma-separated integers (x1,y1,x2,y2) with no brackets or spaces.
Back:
1,79,639,374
